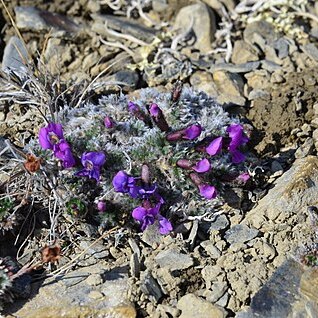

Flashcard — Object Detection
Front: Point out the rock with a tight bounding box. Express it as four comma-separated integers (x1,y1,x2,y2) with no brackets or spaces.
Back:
295,137,314,159
200,241,221,259
155,248,193,271
261,60,281,72
15,6,80,33
141,223,164,247
201,265,223,288
130,252,140,278
202,0,235,11
2,36,29,72
208,214,229,231
243,156,318,230
109,70,140,90
174,3,216,54
213,70,246,106
248,89,270,100
140,270,163,302
210,61,260,73
302,43,318,62
177,293,226,318
236,259,303,318
152,0,169,12
231,40,259,64
86,274,103,286
224,224,259,245
44,38,73,74
91,14,157,44
7,264,135,318
245,70,270,90
273,38,290,59
190,71,218,97
243,21,279,47
79,240,109,259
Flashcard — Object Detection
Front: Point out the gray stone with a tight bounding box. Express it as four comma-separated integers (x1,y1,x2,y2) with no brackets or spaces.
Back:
243,156,318,230
79,240,109,259
213,70,246,106
141,223,164,247
200,241,221,259
261,60,281,72
155,248,193,271
295,138,315,159
2,36,29,72
177,293,226,318
130,252,140,278
152,0,169,12
248,89,270,100
174,3,216,54
140,270,163,302
302,43,318,62
273,38,290,59
209,214,229,231
91,14,157,44
6,264,136,317
190,71,218,98
109,70,139,89
209,61,260,73
224,224,259,245
243,21,279,46
236,259,303,318
231,40,259,64
15,6,80,33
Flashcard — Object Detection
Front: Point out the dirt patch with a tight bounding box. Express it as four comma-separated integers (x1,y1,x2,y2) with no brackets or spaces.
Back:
247,69,318,156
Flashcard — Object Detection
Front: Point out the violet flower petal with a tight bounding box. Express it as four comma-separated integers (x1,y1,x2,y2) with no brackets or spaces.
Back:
62,148,76,168
82,152,106,167
149,103,160,117
198,184,217,200
231,149,246,164
183,124,202,140
237,172,250,183
158,216,173,234
39,127,52,149
206,137,223,156
192,158,211,173
104,116,114,128
132,206,147,221
227,124,249,151
141,215,155,231
97,201,107,212
113,171,131,193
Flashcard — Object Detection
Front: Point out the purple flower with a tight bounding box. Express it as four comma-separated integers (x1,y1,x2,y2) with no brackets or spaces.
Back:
113,171,136,194
149,103,160,117
158,215,173,234
132,202,172,234
75,152,106,182
227,124,249,164
149,103,169,131
206,136,223,156
237,172,250,183
39,123,64,150
183,124,202,140
192,158,211,173
198,184,217,200
128,101,140,113
132,203,161,231
104,116,115,129
39,123,76,168
97,200,107,212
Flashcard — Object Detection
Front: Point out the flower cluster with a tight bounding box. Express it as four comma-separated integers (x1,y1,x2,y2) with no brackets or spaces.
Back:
39,123,75,168
113,165,172,234
31,86,252,235
39,123,105,182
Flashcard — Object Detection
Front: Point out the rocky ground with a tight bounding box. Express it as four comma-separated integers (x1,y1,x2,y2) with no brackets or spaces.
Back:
1,0,318,317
